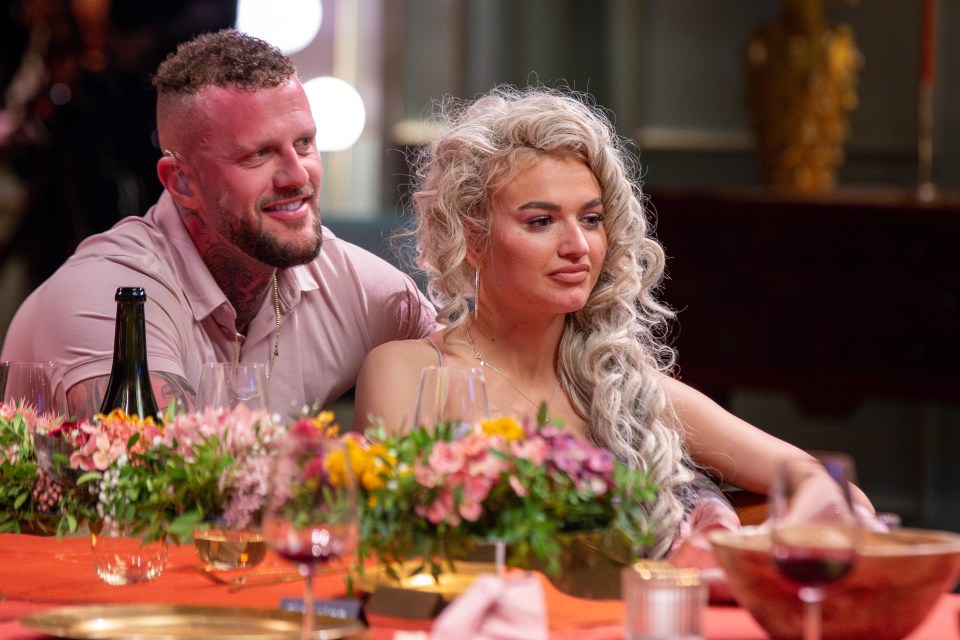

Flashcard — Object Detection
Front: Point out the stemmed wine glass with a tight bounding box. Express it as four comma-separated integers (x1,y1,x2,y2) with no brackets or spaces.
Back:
195,362,270,412
412,366,489,435
0,361,68,419
769,453,860,640
1,362,70,480
261,426,358,640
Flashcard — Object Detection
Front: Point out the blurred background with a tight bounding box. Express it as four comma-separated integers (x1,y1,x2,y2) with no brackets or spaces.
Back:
1,0,958,532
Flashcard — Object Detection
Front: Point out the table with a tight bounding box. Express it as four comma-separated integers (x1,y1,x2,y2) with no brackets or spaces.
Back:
0,533,956,639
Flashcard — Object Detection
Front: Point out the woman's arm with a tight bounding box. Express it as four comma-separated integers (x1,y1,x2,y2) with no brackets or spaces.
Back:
661,374,874,511
661,374,809,493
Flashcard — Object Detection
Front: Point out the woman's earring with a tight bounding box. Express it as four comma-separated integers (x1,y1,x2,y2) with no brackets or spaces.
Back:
474,268,480,320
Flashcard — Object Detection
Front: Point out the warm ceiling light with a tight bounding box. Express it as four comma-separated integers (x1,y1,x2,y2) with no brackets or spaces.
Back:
236,0,323,55
303,76,366,152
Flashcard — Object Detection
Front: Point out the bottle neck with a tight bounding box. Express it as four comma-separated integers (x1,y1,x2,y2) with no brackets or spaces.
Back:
111,301,149,371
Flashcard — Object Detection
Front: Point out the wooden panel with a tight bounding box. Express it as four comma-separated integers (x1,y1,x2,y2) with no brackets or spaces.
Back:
650,187,960,414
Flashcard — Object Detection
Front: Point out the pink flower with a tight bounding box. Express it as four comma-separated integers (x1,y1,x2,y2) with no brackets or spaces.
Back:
458,497,482,522
510,436,548,466
509,475,528,497
418,490,459,526
468,451,507,480
460,473,493,504
427,441,465,475
414,464,440,488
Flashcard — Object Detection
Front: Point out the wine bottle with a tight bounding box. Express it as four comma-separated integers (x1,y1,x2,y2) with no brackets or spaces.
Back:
99,286,161,422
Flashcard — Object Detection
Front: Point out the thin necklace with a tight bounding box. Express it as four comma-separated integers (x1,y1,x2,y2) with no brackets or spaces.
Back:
464,321,561,419
234,274,282,381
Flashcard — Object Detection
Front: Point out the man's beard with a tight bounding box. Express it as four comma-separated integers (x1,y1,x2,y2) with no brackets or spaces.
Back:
228,193,323,268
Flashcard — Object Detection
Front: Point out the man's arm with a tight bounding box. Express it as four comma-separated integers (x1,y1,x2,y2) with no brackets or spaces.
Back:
67,372,196,421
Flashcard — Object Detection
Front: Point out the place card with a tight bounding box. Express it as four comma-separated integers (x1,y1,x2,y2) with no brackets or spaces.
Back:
363,585,447,620
278,597,363,620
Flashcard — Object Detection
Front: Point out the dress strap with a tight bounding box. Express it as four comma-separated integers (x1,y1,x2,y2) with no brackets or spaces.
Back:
424,335,444,366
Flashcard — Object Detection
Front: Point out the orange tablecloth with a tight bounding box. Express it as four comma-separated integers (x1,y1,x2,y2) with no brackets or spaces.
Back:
0,533,956,639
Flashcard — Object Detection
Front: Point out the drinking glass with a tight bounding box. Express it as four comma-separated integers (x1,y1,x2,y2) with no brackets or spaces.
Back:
769,453,860,640
261,428,357,640
0,361,68,420
195,362,269,412
412,366,489,433
91,520,167,585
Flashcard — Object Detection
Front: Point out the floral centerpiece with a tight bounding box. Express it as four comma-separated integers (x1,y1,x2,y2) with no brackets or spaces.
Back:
0,400,287,542
2,398,658,595
348,415,659,581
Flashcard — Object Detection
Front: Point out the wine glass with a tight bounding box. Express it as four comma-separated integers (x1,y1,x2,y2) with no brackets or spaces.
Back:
412,366,489,434
769,453,860,640
0,361,68,421
195,362,269,412
261,427,358,640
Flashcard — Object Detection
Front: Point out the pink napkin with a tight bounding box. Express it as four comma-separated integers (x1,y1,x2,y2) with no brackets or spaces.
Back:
429,573,548,640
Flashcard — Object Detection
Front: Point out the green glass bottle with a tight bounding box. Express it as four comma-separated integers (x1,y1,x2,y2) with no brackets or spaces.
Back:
98,287,161,422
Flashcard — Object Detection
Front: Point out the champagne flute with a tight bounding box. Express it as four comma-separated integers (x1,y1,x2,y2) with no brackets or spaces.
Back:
412,366,489,434
261,426,357,640
0,361,68,420
769,453,860,640
2,362,71,483
195,362,270,412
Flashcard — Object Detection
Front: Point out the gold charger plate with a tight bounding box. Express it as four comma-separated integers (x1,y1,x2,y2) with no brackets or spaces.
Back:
353,560,496,601
21,604,366,639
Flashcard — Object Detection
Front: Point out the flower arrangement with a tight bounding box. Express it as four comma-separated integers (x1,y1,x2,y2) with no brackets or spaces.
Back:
2,398,658,585
0,400,287,542
350,416,659,578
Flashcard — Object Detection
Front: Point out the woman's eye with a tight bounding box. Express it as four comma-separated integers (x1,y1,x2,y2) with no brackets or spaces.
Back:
528,216,552,228
582,213,604,227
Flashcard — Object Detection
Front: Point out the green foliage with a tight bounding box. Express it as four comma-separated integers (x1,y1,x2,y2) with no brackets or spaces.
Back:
353,416,659,581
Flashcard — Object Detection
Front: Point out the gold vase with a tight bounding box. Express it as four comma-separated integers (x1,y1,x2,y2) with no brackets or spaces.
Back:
541,531,634,600
745,0,862,193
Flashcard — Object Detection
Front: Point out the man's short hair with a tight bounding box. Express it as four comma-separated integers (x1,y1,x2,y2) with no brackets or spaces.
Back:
152,28,296,95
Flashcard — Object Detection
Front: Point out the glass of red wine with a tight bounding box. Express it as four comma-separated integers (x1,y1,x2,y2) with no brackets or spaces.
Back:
261,424,357,640
769,453,860,640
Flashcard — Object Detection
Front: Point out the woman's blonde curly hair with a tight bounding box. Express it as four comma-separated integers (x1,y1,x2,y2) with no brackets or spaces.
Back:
406,85,695,557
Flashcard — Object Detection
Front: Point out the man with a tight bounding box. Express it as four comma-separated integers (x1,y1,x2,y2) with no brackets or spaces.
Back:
1,29,436,419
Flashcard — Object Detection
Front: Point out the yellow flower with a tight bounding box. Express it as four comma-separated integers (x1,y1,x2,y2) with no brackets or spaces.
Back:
311,410,340,437
325,447,348,488
96,408,160,430
327,437,397,493
480,416,524,441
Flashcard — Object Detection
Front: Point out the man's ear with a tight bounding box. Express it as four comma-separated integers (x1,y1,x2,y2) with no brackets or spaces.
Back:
157,154,198,207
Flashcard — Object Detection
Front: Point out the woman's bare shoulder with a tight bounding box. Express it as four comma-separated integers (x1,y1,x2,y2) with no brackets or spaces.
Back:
365,335,441,367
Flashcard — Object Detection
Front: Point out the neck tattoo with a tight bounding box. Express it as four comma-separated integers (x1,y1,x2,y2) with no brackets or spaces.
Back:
464,321,561,420
234,274,282,381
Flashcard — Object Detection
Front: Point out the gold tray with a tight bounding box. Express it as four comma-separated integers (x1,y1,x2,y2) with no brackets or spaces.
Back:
353,560,496,601
21,604,366,639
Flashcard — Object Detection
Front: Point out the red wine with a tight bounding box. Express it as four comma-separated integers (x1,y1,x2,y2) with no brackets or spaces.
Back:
775,551,854,587
274,542,341,566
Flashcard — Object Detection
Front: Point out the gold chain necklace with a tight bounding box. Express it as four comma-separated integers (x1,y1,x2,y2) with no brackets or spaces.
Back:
233,274,282,381
464,322,561,419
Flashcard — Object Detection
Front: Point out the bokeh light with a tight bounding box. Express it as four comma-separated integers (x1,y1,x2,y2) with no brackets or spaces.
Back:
303,76,366,151
236,0,323,55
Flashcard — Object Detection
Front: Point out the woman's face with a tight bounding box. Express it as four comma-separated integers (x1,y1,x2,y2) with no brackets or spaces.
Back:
480,154,607,318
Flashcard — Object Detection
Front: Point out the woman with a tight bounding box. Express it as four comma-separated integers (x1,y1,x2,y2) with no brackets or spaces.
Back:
354,86,860,559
